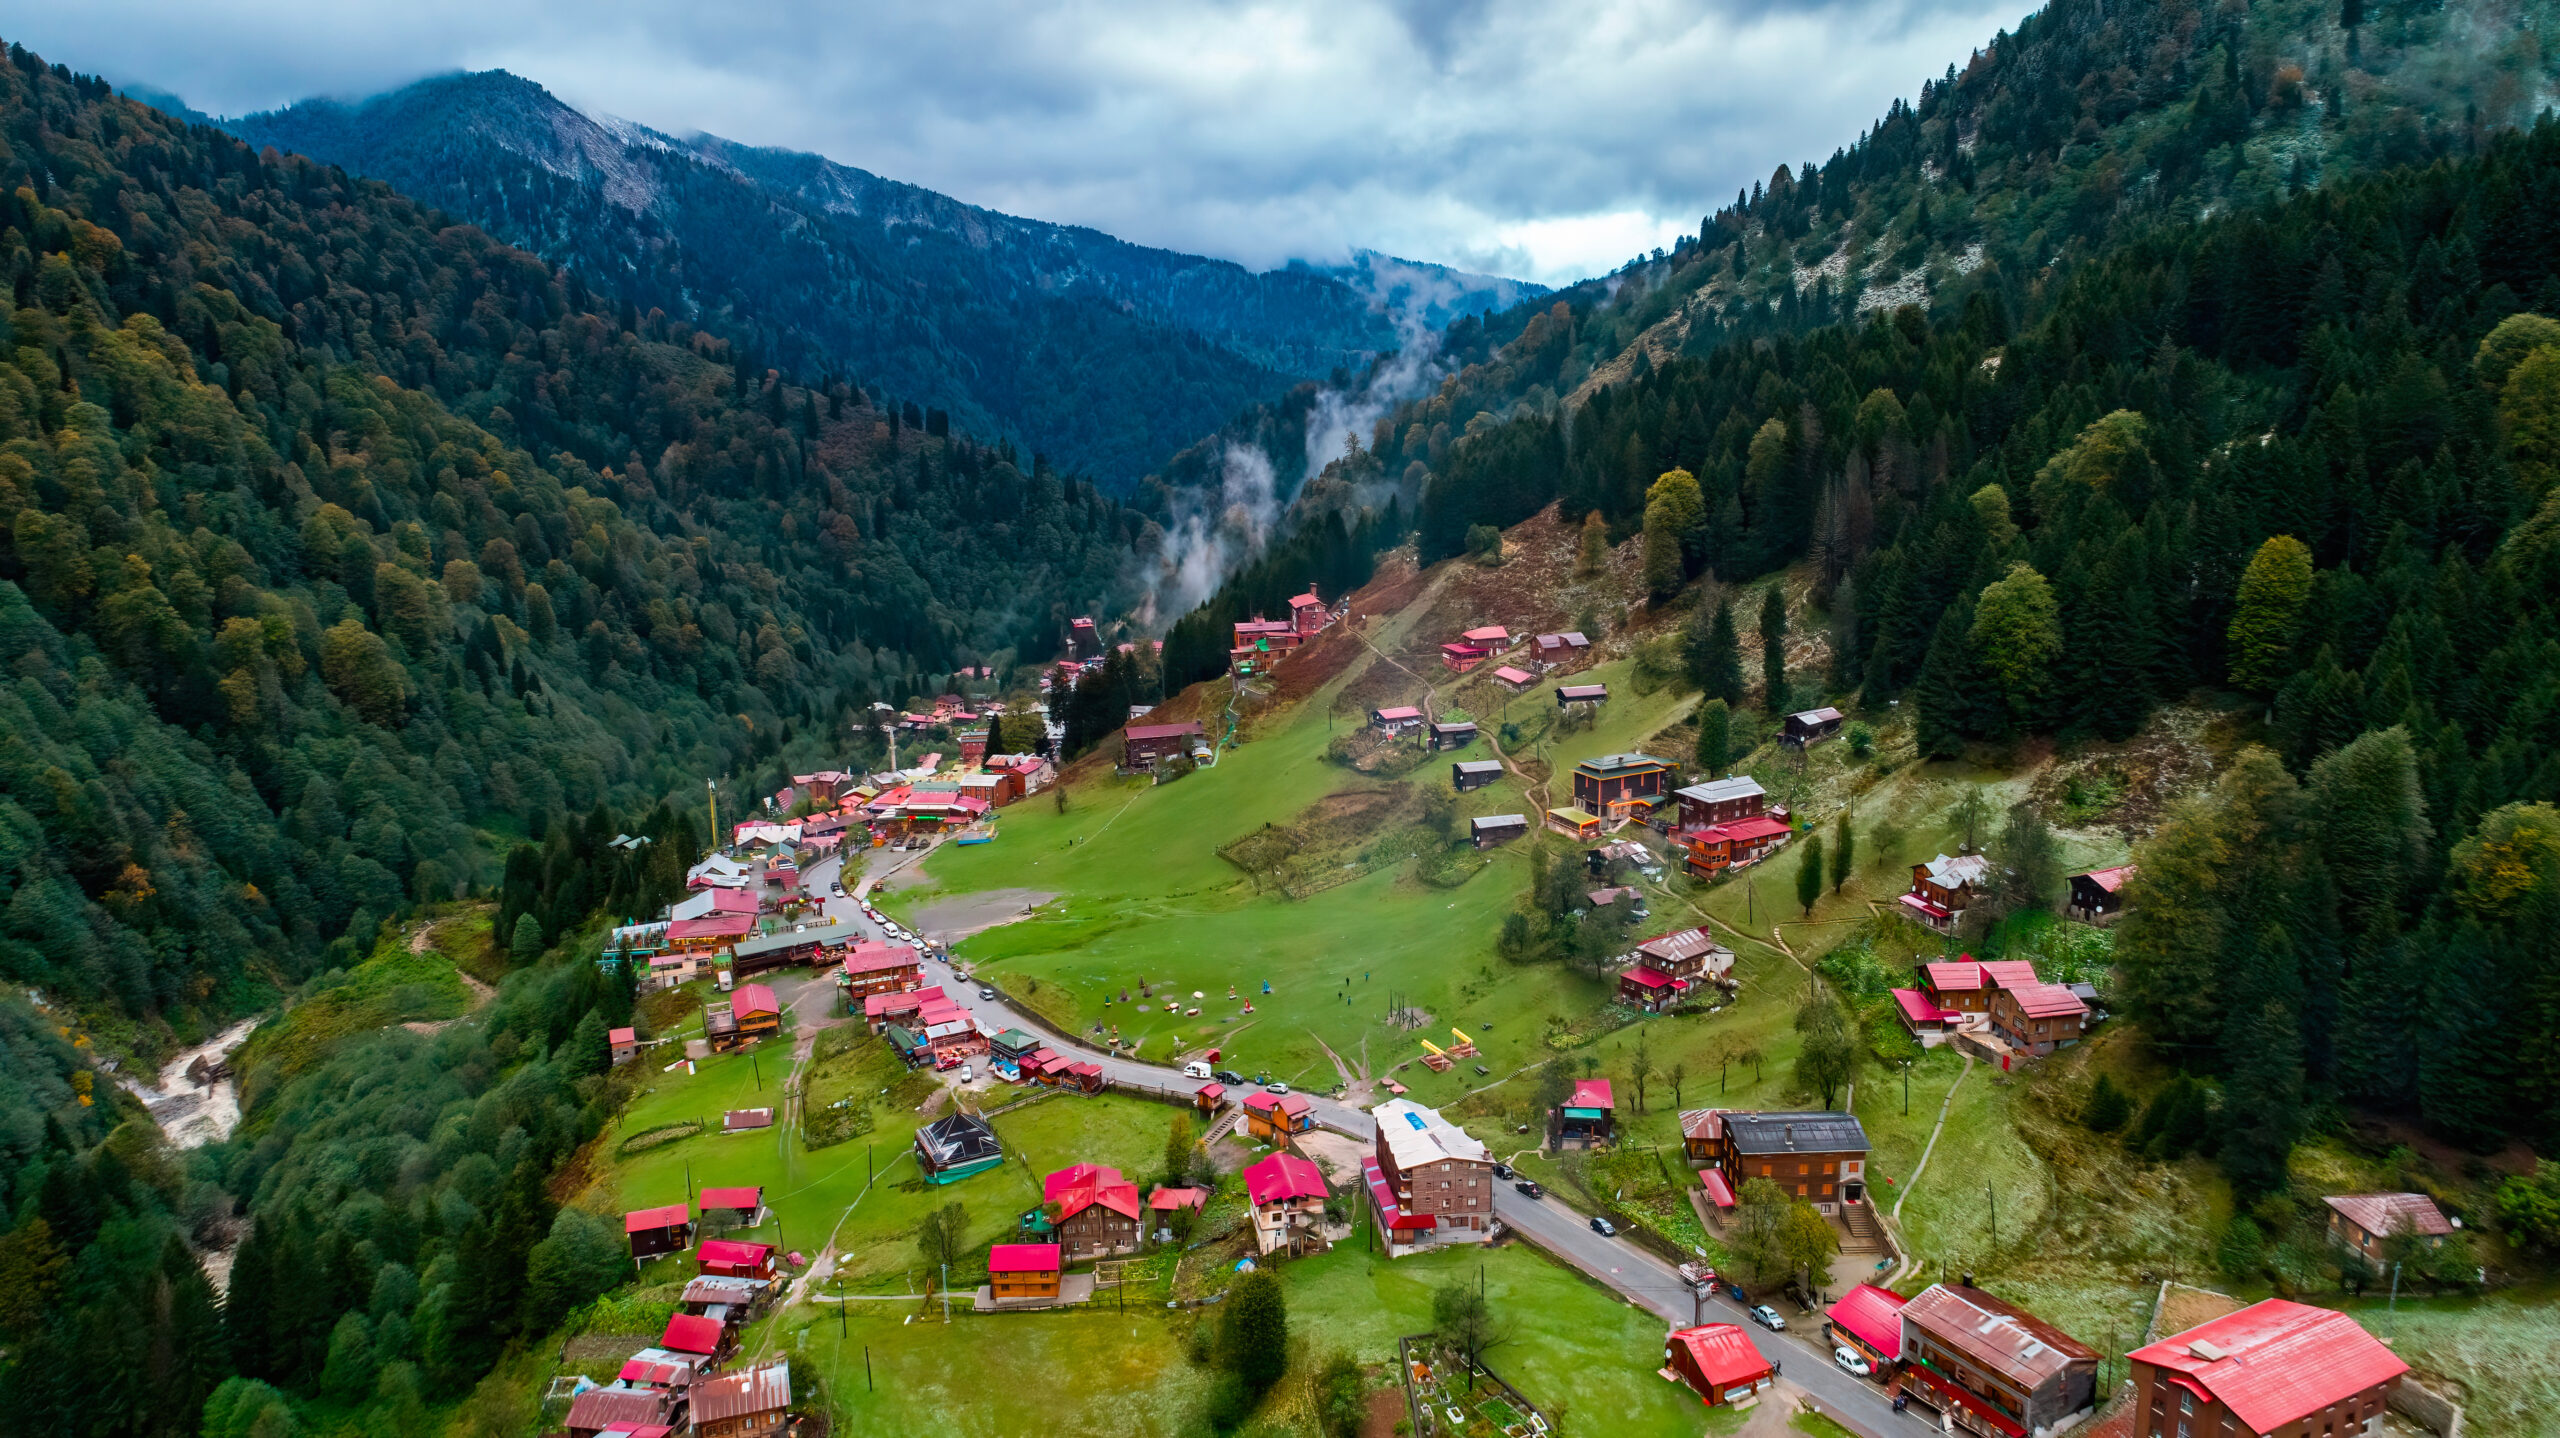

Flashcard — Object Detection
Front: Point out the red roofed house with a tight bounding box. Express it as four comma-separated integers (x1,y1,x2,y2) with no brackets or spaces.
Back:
1242,1152,1331,1255
1621,928,1736,1011
1243,1088,1314,1141
699,1186,763,1226
1826,1282,1908,1370
609,1026,640,1066
690,1359,792,1438
1441,641,1494,672
988,1243,1064,1303
1891,987,1963,1042
660,1311,730,1363
696,1239,777,1280
1902,853,1992,932
667,913,756,954
708,984,782,1053
1491,664,1536,693
1898,1283,2098,1437
1290,588,1328,634
1533,632,1592,669
1678,1108,1723,1165
1987,982,2091,1057
1122,721,1205,772
2128,1299,2407,1438
2322,1193,2454,1256
1192,1081,1227,1114
1371,705,1425,735
839,940,923,999
1678,812,1793,878
1149,1185,1208,1216
1044,1163,1144,1260
2066,865,2136,921
565,1386,677,1438
1663,1323,1776,1408
626,1203,693,1260
1555,1078,1614,1148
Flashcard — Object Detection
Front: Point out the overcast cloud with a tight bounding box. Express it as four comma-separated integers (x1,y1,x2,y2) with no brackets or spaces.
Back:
14,0,2023,285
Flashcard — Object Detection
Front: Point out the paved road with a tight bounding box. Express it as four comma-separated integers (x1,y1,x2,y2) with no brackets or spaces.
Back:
799,848,1930,1438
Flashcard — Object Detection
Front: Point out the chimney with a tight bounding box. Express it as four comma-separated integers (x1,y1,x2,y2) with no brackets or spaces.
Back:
1784,1123,1794,1147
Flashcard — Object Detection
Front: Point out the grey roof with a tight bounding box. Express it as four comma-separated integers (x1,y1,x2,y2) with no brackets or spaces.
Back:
732,920,859,959
1471,814,1528,830
1453,760,1504,775
1676,777,1766,804
914,1112,1002,1167
1721,1110,1869,1155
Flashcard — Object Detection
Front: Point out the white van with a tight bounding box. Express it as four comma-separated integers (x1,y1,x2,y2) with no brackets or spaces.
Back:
1182,1061,1212,1080
716,969,734,992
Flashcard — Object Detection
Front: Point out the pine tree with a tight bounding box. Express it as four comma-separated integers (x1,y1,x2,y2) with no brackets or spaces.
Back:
2226,536,2316,693
1911,594,1977,759
1695,699,1732,774
1795,833,1826,918
1219,1269,1290,1394
1691,602,1744,706
1759,586,1789,710
1830,811,1855,893
2084,1073,2132,1132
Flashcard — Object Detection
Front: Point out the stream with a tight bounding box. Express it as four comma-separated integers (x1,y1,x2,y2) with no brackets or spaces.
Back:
124,1016,260,1150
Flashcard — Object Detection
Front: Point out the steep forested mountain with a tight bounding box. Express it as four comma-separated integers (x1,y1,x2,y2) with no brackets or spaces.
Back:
220,71,1542,489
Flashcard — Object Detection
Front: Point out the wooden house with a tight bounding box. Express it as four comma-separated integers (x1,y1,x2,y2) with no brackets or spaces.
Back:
1371,705,1426,735
1890,987,1963,1041
699,1185,763,1228
680,1275,770,1330
1674,776,1766,831
706,984,781,1053
1554,1078,1614,1147
1898,1284,2098,1438
1122,722,1205,772
913,1112,1004,1185
696,1238,778,1281
1532,632,1592,669
625,1204,693,1260
1191,1082,1226,1114
1440,641,1493,672
2066,865,2135,920
1545,807,1602,842
1428,720,1478,751
1470,814,1528,848
2323,1193,2454,1255
840,942,923,998
1987,982,2090,1056
1243,1152,1330,1256
659,1311,730,1365
1461,624,1510,648
1901,853,1991,931
1571,753,1671,818
2127,1299,2406,1438
565,1386,677,1438
1620,927,1734,1011
1491,664,1536,693
689,1360,792,1438
609,1026,640,1066
1678,1109,1723,1165
1243,1089,1314,1141
1555,683,1609,709
730,921,858,978
666,913,755,956
1694,1110,1870,1214
1452,760,1503,792
863,985,938,1032
1826,1283,1907,1372
1044,1162,1144,1259
1665,1323,1776,1409
1782,706,1845,745
721,1108,773,1134
988,1243,1063,1303
1677,813,1792,877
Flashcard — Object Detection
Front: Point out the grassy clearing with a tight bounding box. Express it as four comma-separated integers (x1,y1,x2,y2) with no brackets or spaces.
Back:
234,932,469,1104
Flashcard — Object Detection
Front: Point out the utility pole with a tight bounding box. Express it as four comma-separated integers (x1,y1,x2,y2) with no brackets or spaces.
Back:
2388,1261,2402,1314
941,1262,951,1323
707,778,718,852
864,1345,871,1389
1902,1060,1911,1116
1987,1182,1997,1255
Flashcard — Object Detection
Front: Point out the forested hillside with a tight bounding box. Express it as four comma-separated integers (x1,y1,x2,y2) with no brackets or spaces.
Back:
222,71,1541,489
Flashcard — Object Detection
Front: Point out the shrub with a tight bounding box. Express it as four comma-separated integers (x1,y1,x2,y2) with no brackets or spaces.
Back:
2084,1073,2132,1133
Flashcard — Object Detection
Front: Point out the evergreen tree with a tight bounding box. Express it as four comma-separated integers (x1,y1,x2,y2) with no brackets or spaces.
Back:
1758,586,1789,709
1795,834,1826,918
1689,601,1744,706
1219,1269,1289,1394
1830,812,1855,893
2084,1073,2132,1132
2226,536,2316,693
1911,595,1978,759
1695,699,1732,775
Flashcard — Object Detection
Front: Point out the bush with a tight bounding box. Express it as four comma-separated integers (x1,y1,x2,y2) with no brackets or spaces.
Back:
1846,722,1875,758
2084,1073,2132,1133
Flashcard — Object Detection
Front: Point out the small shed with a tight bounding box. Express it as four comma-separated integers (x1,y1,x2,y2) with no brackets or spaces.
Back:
1452,759,1504,792
723,1108,775,1133
625,1203,693,1261
2066,864,2136,920
1783,707,1845,745
608,1026,640,1066
1428,720,1478,751
1193,1081,1227,1113
1545,807,1602,842
1490,665,1536,693
988,1243,1064,1303
1664,1323,1775,1408
2323,1192,2454,1255
699,1185,764,1226
1470,814,1528,849
1555,683,1609,709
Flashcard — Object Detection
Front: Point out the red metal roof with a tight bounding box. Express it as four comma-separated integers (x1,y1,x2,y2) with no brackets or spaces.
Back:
698,1186,762,1210
690,1362,791,1423
2128,1300,2407,1433
842,942,918,974
2007,982,2089,1020
730,983,780,1018
1907,1363,2026,1437
566,1388,669,1432
625,1204,690,1233
668,915,755,940
1892,988,1959,1024
1148,1186,1208,1210
1698,814,1791,843
1826,1283,1908,1360
1463,625,1509,643
1195,1082,1226,1100
1902,1285,2097,1392
1373,706,1423,721
1044,1162,1143,1221
1244,1090,1310,1117
1569,1079,1614,1110
1669,1324,1771,1389
660,1312,725,1355
988,1243,1061,1273
1700,1168,1736,1207
1244,1152,1329,1206
697,1239,773,1266
1359,1157,1436,1231
1899,893,1952,920
1621,965,1675,990
608,1026,637,1044
1978,959,2042,990
2322,1192,2452,1239
1922,960,1985,990
2078,864,2136,893
1491,666,1534,684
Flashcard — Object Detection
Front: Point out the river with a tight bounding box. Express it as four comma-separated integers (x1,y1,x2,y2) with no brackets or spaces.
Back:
126,1016,261,1149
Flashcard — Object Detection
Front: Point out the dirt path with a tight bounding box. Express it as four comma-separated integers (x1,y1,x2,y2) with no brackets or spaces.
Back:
404,917,495,1008
1883,1050,1974,1283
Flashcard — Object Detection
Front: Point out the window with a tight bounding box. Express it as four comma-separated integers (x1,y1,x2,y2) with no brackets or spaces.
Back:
1822,1183,1833,1195
2180,1391,2194,1415
1798,1163,1809,1175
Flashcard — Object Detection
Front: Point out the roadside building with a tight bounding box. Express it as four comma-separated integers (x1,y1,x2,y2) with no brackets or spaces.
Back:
1242,1152,1331,1256
689,1360,792,1438
1555,683,1608,709
2066,865,2136,921
1902,853,1992,932
2126,1298,2406,1438
1553,1078,1614,1148
1571,753,1672,819
667,912,756,957
1470,814,1528,848
1044,1162,1144,1259
1663,1323,1777,1408
913,1112,1004,1185
1674,776,1767,831
1368,1098,1494,1252
1122,722,1205,772
840,941,923,999
1452,759,1504,792
625,1204,693,1261
1428,720,1478,751
2322,1193,2454,1256
609,1026,640,1066
1191,1083,1226,1115
1678,1108,1723,1164
709,984,780,1052
864,984,940,1033
988,1244,1064,1303
1290,589,1328,634
1783,707,1845,746
1898,1284,2099,1438
1826,1283,1907,1372
1987,982,2091,1056
1695,1110,1869,1214
1371,705,1426,735
1243,1089,1314,1141
730,920,860,978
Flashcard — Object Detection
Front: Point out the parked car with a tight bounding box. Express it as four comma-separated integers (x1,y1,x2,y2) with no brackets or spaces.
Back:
909,938,927,951
1833,1347,1872,1378
978,986,997,1000
1677,1262,1717,1292
1214,1070,1245,1086
958,1064,974,1083
1513,1180,1543,1199
1748,1305,1786,1331
1490,1163,1514,1180
1263,1080,1289,1095
1588,1215,1616,1237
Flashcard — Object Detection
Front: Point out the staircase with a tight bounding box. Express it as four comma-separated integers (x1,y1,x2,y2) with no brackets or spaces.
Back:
1203,1108,1243,1146
1838,1200,1885,1255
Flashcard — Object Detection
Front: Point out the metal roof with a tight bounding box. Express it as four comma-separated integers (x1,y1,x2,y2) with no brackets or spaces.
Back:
624,1204,690,1233
1244,1152,1329,1205
1669,1324,1770,1388
660,1312,726,1355
698,1186,762,1210
1901,1284,2097,1391
2006,982,2089,1020
988,1243,1061,1273
1921,852,1992,888
1371,1098,1487,1169
1721,1110,1869,1155
914,1112,1002,1167
1471,814,1527,830
2129,1299,2407,1432
1575,752,1664,775
1827,1283,1909,1361
1676,776,1766,804
689,1361,792,1424
2076,864,2137,893
1125,722,1205,740
1453,760,1504,775
2322,1192,2453,1239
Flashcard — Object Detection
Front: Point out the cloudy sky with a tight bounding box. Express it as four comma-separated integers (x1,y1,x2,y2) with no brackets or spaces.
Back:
17,0,2023,285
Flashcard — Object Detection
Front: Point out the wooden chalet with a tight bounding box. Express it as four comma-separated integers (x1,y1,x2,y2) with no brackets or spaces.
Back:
1693,1109,1870,1214
1122,721,1204,772
1916,957,2039,1014
1987,982,2090,1056
659,1311,731,1366
1490,664,1537,693
696,1238,778,1281
1371,705,1426,735
625,1204,693,1260
2128,1299,2406,1438
1826,1283,1908,1372
1674,776,1766,830
863,984,940,1032
1461,624,1509,647
2065,865,2135,920
666,912,755,956
914,1112,1004,1185
2323,1193,2454,1255
988,1243,1063,1303
839,941,923,998
1898,1284,2098,1438
1191,1082,1226,1114
1571,752,1671,819
1782,706,1845,745
1452,759,1504,792
609,1026,640,1066
1890,987,1964,1041
1428,720,1478,751
1553,1078,1614,1148
680,1275,770,1329
1532,632,1592,669
1243,1151,1330,1256
1545,807,1602,842
1243,1088,1314,1141
1044,1162,1144,1259
1677,813,1792,877
1664,1323,1776,1409
689,1360,792,1438
1470,814,1528,848
706,984,781,1053
1440,640,1494,672
565,1386,678,1438
699,1185,763,1227
1554,683,1608,709
1901,853,1991,931
1619,927,1734,1012
729,920,858,978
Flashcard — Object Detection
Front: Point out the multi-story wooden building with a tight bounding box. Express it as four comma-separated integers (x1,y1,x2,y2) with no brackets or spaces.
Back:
987,1244,1063,1303
1987,981,2091,1056
1692,1109,1870,1214
1122,722,1204,771
2322,1193,2453,1256
1243,1089,1314,1141
1678,813,1793,877
1674,776,1767,830
1571,753,1672,818
2127,1300,2405,1438
1044,1162,1144,1259
1901,853,1991,931
689,1360,792,1438
839,941,923,999
1367,1098,1494,1253
1899,1284,2099,1438
2066,865,2136,920
1242,1152,1330,1256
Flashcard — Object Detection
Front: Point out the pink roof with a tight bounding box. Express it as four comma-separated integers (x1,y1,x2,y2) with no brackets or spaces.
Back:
2323,1192,2453,1239
731,984,780,1018
703,888,760,914
1290,592,1323,609
1891,988,1958,1025
1374,706,1423,721
1620,965,1675,990
842,941,918,974
2079,865,2136,893
698,1186,762,1210
1148,1186,1208,1210
1243,1152,1329,1206
988,1243,1062,1274
1441,642,1490,657
696,1239,773,1267
609,1027,638,1044
668,915,755,940
1899,893,1952,920
1569,1079,1614,1110
1462,626,1509,643
1700,1168,1736,1207
1669,1324,1770,1388
661,1313,725,1355
1044,1163,1142,1221
1243,1090,1310,1117
1492,665,1534,684
2007,981,2089,1020
865,990,926,1018
1921,960,1985,991
2129,1300,2408,1432
625,1204,690,1233
1699,814,1790,843
1195,1082,1226,1101
1978,959,2041,990
1362,1156,1435,1231
1826,1283,1908,1360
